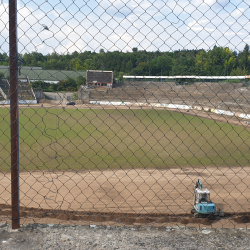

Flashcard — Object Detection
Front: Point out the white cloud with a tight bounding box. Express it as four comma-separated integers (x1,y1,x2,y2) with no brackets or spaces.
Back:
187,20,215,32
0,0,249,55
231,8,245,18
204,0,217,5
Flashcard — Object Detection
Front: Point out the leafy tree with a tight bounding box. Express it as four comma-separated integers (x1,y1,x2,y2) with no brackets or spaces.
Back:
223,47,236,76
48,84,58,92
238,44,250,73
224,56,236,76
195,50,208,75
76,76,86,88
31,80,50,91
70,58,85,71
172,52,195,76
154,55,172,76
132,47,138,53
117,72,124,82
60,77,77,91
83,59,94,70
130,62,149,75
125,60,133,72
230,67,247,76
72,93,78,100
72,51,79,58
3,44,250,78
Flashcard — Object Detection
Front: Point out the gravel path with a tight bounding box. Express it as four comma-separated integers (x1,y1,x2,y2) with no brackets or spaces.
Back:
1,223,250,250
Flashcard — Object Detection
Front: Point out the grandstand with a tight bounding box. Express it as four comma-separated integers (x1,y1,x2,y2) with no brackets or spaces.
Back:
85,77,250,113
0,77,37,104
0,66,87,104
18,78,36,102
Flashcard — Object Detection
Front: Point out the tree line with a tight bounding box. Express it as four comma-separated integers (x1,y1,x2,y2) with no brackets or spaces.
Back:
1,44,250,82
31,76,86,92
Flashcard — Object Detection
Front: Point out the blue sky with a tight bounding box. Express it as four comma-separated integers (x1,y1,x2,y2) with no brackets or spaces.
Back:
0,0,250,55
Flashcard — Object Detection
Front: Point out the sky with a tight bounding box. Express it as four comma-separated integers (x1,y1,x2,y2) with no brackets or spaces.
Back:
0,0,250,55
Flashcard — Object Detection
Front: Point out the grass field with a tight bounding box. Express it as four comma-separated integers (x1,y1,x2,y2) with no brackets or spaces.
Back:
1,107,250,171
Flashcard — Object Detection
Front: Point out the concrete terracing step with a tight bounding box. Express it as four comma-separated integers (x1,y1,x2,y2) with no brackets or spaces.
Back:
86,80,250,112
0,78,36,101
18,80,36,100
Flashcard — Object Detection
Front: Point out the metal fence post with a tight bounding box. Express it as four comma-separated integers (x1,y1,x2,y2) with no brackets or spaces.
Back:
9,0,20,229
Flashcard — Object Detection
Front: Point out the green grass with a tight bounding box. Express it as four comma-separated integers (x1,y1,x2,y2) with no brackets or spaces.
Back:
1,107,250,171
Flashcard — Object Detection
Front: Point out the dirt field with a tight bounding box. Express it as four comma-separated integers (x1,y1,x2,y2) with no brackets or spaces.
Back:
1,166,250,228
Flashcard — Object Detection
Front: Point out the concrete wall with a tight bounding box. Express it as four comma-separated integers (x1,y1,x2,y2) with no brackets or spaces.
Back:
78,85,90,103
43,92,76,104
33,90,45,100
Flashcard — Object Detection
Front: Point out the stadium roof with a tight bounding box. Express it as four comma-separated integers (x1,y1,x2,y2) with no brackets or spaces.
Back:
123,75,246,79
87,70,113,73
0,67,86,81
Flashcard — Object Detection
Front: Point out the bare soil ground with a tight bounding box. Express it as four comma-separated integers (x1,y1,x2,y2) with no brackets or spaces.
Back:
1,166,250,228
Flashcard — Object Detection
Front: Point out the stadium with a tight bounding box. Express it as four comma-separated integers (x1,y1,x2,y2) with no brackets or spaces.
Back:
1,72,250,227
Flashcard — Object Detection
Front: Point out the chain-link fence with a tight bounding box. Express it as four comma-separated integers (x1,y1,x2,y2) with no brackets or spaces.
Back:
1,0,250,229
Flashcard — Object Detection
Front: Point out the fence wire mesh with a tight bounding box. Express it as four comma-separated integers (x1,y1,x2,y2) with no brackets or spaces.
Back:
0,0,250,229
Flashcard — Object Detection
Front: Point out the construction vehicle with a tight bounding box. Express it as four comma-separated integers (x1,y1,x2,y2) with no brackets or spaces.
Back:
191,179,216,218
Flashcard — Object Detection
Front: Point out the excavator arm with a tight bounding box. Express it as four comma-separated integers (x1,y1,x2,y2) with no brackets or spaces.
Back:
195,179,203,189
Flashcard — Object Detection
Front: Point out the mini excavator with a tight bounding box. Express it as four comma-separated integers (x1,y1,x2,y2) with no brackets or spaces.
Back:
191,179,217,218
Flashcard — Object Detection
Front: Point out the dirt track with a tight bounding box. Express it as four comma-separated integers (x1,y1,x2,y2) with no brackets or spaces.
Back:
1,166,250,227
